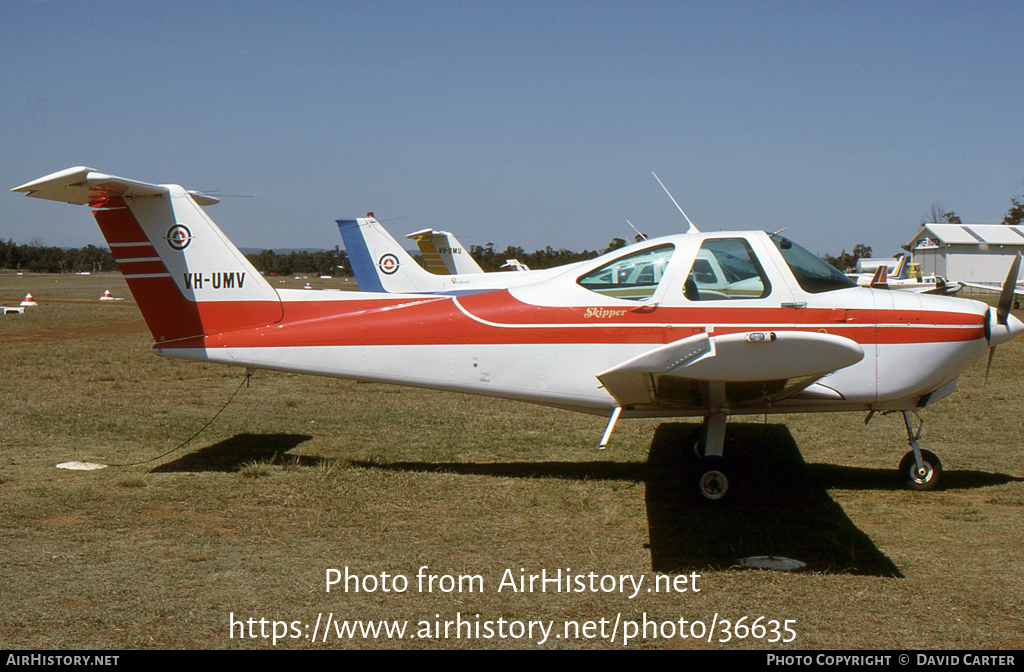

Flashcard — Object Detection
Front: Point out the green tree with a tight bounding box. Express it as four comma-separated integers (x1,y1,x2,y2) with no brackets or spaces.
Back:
823,244,873,273
1002,197,1024,226
603,237,627,254
470,243,599,272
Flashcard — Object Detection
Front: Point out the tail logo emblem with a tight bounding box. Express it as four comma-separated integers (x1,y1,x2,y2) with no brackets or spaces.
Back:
166,225,192,250
378,254,400,275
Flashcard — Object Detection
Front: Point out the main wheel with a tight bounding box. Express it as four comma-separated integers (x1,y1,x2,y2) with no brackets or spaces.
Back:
898,449,942,491
697,456,733,502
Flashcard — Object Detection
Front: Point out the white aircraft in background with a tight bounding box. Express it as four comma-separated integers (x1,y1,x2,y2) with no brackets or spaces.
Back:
851,256,910,286
337,216,582,294
405,227,486,275
853,256,961,295
406,228,532,273
405,227,532,273
14,166,1024,501
908,274,962,295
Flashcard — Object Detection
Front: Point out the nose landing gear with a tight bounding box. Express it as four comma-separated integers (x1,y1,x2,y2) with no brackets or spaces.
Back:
897,411,942,491
693,413,736,503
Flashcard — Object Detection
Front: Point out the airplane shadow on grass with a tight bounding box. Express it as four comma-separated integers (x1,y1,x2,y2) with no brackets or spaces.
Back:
353,422,1022,579
150,433,318,472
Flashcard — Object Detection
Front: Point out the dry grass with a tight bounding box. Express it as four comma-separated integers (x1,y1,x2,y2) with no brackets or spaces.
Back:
1,272,1023,649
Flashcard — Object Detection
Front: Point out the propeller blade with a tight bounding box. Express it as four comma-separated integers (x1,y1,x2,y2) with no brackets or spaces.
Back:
997,254,1021,326
984,346,996,386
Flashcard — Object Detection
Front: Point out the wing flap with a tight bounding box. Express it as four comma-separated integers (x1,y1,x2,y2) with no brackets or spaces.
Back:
598,330,864,407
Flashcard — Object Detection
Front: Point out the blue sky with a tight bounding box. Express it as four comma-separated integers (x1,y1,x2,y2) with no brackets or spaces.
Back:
3,0,1022,258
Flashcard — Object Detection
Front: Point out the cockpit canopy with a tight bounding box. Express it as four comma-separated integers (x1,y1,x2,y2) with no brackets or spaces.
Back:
574,232,856,303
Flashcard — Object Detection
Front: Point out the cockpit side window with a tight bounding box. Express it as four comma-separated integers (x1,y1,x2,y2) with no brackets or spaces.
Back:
683,238,770,301
577,244,674,301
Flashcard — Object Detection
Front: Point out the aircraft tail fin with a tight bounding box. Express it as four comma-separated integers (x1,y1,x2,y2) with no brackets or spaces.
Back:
337,216,451,293
870,265,888,288
405,229,483,275
892,255,907,280
12,167,282,343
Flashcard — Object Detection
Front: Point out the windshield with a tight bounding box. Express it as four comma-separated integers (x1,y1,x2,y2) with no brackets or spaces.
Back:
769,234,857,294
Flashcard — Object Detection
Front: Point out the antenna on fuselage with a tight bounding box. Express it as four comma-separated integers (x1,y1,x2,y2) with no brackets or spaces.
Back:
652,171,699,234
625,219,648,242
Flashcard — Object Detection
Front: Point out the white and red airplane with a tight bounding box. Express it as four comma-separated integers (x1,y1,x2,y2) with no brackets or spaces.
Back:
14,167,1024,501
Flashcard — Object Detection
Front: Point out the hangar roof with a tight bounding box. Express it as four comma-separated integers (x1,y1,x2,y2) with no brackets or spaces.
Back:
908,224,1024,249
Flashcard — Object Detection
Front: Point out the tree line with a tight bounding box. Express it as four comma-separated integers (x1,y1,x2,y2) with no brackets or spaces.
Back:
0,239,352,276
246,247,350,276
0,238,626,275
0,239,117,273
468,237,630,272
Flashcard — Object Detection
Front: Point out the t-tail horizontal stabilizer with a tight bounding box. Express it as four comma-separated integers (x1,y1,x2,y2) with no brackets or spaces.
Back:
405,229,484,275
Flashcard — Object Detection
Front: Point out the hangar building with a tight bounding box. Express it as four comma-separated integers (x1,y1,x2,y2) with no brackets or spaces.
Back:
907,224,1024,288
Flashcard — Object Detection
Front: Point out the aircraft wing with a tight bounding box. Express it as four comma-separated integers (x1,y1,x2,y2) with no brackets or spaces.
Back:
12,166,219,206
960,281,1024,297
597,330,864,408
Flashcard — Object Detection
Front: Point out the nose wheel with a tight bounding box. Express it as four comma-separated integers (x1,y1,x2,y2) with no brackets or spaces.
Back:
697,456,733,502
896,411,942,491
898,449,942,491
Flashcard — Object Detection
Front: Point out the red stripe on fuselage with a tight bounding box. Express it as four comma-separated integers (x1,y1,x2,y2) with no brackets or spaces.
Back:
158,290,985,350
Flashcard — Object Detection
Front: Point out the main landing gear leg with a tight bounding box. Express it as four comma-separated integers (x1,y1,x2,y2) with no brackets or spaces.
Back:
695,413,733,502
897,410,942,491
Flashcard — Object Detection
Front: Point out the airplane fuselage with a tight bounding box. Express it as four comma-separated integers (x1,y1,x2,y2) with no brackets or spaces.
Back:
154,229,993,418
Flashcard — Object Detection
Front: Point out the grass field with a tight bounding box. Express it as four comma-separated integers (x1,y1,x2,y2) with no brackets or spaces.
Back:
1,272,1022,650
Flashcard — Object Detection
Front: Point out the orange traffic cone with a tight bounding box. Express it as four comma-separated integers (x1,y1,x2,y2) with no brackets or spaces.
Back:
20,293,37,306
100,290,115,300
